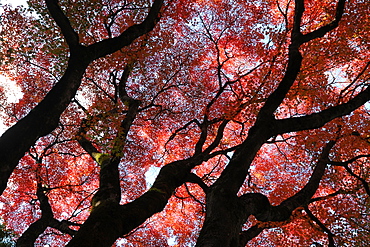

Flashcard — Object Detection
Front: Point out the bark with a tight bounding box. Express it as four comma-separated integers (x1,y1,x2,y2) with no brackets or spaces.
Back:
6,0,367,246
65,159,198,247
196,141,334,247
16,185,52,247
0,0,163,195
17,184,76,247
195,191,249,247
68,115,228,246
0,51,89,194
256,141,335,221
63,0,364,245
274,85,370,135
77,84,141,210
195,1,349,245
304,206,336,247
238,225,265,247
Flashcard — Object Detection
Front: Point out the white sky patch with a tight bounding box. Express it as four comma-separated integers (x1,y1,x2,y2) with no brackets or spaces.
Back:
0,0,28,7
325,67,348,87
325,67,370,111
0,74,23,135
0,75,23,104
167,235,177,246
145,165,160,188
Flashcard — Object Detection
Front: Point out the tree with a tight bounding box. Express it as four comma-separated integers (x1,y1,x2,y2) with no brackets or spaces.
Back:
0,0,369,246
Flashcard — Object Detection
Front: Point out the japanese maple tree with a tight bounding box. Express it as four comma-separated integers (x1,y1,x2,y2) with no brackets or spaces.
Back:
0,0,369,246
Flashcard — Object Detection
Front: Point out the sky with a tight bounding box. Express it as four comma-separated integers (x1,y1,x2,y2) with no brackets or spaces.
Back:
0,75,23,135
1,0,28,6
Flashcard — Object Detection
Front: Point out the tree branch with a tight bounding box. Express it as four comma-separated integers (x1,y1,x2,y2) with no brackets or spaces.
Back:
257,0,347,121
310,189,346,203
17,184,76,246
66,156,205,247
112,68,141,160
90,76,141,209
0,0,164,195
274,86,370,134
49,219,77,236
0,51,89,194
76,119,100,156
278,141,335,212
301,0,346,43
86,0,163,60
17,184,52,247
76,67,141,210
329,158,370,196
238,225,265,247
239,141,335,223
186,173,209,193
304,206,336,247
330,154,370,166
256,0,304,120
45,0,80,49
202,120,229,155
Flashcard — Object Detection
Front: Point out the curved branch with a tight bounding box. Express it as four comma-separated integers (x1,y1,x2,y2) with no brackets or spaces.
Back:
304,206,336,247
274,85,370,134
258,0,347,121
256,0,304,120
278,141,335,212
86,0,163,60
166,119,200,146
0,0,164,195
76,119,100,156
301,0,346,43
45,0,80,49
0,51,89,194
76,100,140,209
239,141,335,223
17,184,76,246
202,120,229,155
112,68,141,160
16,185,52,247
66,156,204,247
186,173,209,193
330,158,370,196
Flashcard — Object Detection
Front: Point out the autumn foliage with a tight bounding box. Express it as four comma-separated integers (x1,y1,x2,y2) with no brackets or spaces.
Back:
0,0,369,246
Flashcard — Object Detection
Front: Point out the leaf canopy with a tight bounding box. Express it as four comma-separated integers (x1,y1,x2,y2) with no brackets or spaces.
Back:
0,0,369,246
